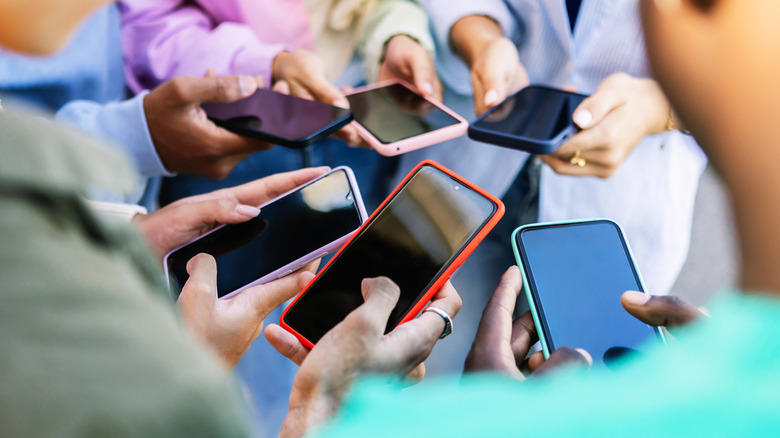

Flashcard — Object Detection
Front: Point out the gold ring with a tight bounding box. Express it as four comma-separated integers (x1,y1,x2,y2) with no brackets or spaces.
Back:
569,150,586,167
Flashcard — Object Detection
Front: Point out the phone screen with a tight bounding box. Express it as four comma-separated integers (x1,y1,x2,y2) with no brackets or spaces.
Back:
346,83,461,144
166,169,363,298
516,220,661,366
202,88,352,144
284,164,498,344
473,86,587,141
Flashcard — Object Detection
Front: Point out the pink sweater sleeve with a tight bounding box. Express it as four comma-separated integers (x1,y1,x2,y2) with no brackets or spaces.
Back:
119,0,289,93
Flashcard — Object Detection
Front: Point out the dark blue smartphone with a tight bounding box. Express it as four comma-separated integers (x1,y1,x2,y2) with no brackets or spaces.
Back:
512,219,665,367
468,85,588,154
202,88,353,149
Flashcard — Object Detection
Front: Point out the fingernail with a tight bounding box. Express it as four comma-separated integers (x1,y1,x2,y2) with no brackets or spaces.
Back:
484,89,499,106
623,291,651,306
573,109,593,128
421,82,434,96
239,76,256,97
333,99,349,109
575,348,593,366
235,204,261,218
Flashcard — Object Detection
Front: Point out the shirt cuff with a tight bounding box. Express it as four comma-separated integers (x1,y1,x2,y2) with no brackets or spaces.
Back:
56,92,173,178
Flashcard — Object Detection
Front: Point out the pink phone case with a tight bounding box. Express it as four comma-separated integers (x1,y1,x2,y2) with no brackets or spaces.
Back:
346,79,468,156
162,166,368,300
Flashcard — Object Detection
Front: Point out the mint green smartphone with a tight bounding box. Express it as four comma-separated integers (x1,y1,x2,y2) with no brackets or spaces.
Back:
511,219,664,365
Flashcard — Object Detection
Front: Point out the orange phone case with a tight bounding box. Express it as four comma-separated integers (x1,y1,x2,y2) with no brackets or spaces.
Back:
280,160,505,349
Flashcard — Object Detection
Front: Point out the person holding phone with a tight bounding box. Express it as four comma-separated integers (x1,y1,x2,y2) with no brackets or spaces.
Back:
393,0,707,375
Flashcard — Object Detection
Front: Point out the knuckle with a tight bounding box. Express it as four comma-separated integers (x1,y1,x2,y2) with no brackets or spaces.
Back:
168,77,189,100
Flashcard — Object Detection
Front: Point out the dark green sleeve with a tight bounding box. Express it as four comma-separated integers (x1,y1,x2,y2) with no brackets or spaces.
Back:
0,113,253,437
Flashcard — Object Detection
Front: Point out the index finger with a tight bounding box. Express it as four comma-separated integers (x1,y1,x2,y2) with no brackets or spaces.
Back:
215,167,332,207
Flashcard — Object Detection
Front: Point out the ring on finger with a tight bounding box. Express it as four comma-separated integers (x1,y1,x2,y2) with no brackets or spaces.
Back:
423,306,453,339
569,150,587,167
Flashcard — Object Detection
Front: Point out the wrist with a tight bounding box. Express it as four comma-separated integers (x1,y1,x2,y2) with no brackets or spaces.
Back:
450,15,505,68
283,386,340,438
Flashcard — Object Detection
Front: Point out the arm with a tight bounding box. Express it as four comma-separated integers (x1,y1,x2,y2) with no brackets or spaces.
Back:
119,0,288,91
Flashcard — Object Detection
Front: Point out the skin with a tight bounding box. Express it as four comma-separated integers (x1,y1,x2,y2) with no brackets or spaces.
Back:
449,14,674,178
641,0,780,294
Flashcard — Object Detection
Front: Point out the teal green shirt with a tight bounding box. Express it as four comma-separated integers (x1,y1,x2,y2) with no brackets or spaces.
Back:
316,292,780,437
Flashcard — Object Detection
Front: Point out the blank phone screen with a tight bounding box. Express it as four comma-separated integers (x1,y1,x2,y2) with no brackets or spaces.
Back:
473,86,586,141
202,88,352,144
346,83,461,144
284,165,497,344
166,170,363,298
516,220,660,365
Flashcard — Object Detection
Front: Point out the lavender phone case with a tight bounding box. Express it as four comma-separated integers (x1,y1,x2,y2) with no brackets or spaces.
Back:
163,166,368,300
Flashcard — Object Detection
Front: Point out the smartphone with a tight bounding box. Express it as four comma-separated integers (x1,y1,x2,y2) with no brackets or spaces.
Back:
281,161,504,348
469,85,588,155
164,167,368,300
345,80,468,156
202,88,353,149
512,219,665,367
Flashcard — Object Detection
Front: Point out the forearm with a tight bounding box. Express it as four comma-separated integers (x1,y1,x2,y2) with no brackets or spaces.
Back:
449,15,505,68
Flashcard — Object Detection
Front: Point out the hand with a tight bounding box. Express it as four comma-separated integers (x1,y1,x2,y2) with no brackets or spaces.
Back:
465,266,592,378
621,291,707,335
378,34,443,102
143,75,274,179
133,167,330,259
541,73,671,178
267,277,461,438
272,49,361,146
177,254,318,368
450,15,529,116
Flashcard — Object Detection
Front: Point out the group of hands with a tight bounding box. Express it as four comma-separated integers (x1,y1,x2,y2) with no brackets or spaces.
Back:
131,17,687,438
133,165,706,438
143,16,676,184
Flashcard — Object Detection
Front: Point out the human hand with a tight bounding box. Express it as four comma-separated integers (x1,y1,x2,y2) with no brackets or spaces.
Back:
621,291,707,336
450,15,529,116
177,254,318,369
143,75,274,179
541,73,671,178
272,49,361,145
133,167,330,259
378,34,443,102
465,266,592,378
267,277,461,438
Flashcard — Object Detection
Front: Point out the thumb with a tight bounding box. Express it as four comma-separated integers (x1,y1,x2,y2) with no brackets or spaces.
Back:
172,75,260,105
571,74,628,129
348,277,401,337
178,253,219,320
621,291,702,329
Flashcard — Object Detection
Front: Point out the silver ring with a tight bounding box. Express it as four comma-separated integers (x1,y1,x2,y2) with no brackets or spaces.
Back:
423,306,453,339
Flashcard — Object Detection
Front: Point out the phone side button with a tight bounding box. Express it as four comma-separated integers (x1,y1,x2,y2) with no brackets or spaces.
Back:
279,270,294,278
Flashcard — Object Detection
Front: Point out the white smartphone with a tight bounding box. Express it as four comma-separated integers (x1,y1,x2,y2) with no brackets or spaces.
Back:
163,167,368,300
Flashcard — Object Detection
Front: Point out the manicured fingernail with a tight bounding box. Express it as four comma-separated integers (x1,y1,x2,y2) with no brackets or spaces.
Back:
484,89,499,106
239,76,255,97
623,291,651,306
236,204,261,218
421,82,434,96
573,109,593,128
333,99,349,109
575,348,593,366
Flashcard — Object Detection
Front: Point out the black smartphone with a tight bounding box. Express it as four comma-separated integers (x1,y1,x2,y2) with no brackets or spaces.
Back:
202,88,353,149
163,167,367,300
512,219,665,367
469,85,588,154
281,161,504,348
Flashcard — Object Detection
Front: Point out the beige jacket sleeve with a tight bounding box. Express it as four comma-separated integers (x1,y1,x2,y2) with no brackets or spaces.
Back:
359,0,435,82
